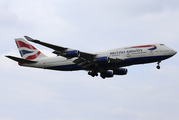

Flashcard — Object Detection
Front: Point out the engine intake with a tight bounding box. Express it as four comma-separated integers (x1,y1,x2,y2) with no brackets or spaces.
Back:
64,50,80,57
113,68,128,75
95,56,110,64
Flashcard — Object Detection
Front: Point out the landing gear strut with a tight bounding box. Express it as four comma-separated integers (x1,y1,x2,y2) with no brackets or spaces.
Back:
156,61,161,69
100,73,106,79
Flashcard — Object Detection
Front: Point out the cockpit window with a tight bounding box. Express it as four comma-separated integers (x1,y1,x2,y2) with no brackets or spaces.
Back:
160,44,165,46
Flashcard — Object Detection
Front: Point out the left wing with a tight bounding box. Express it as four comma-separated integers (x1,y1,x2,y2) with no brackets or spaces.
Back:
24,36,67,52
24,36,124,69
24,36,96,60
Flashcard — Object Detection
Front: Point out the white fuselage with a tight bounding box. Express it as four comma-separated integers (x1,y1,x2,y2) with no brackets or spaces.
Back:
21,43,177,71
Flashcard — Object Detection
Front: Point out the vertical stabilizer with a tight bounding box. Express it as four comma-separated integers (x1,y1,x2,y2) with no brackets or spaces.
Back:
15,38,47,60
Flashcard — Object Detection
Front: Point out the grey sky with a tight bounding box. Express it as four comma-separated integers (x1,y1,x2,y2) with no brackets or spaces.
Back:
0,0,179,120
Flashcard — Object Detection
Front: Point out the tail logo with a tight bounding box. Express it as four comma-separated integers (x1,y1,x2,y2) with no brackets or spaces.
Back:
16,41,36,50
16,41,41,60
25,51,41,60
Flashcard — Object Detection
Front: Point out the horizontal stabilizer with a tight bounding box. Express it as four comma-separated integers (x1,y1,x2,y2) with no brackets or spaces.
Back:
6,56,38,63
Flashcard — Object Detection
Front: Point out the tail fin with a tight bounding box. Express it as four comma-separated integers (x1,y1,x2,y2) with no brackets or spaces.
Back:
15,38,47,60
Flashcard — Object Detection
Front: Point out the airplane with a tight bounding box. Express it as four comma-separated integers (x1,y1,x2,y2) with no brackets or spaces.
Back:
6,36,177,79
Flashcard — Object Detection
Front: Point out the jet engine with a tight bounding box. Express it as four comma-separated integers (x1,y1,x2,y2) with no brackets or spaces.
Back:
113,68,128,75
100,70,114,79
64,50,80,57
95,56,110,64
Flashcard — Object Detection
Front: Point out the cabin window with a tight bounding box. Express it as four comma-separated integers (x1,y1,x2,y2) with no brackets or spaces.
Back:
164,50,169,52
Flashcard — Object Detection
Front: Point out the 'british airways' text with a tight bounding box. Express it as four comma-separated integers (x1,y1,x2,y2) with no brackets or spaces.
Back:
110,49,142,55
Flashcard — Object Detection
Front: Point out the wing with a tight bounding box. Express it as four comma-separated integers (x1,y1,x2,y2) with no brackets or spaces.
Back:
24,36,96,60
24,36,67,52
24,36,124,69
24,36,96,59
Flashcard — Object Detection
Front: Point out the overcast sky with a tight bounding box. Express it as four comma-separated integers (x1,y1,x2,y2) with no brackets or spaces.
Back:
0,0,179,120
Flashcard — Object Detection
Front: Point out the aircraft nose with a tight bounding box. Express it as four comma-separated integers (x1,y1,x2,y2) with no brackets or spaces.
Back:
174,50,177,55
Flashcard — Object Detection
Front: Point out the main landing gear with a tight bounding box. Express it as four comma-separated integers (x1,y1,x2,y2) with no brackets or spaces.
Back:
88,71,98,77
156,61,161,69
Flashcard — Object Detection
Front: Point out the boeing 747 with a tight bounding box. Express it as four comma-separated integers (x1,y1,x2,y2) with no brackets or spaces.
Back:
6,36,177,79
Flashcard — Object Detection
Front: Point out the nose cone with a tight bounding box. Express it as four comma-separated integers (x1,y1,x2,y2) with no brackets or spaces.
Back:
174,50,177,55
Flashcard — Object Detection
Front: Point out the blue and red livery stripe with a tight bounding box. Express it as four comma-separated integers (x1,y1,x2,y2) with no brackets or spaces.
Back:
131,45,157,50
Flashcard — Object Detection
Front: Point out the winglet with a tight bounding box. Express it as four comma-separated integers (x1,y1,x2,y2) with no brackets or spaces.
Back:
24,36,40,43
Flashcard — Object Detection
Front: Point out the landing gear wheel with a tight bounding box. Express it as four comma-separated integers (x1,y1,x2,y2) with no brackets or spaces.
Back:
95,72,98,76
100,73,106,79
156,61,161,69
88,71,98,77
88,71,91,75
157,66,160,69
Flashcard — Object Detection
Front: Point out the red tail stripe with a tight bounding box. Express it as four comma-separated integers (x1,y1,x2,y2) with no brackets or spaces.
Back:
25,51,41,60
16,41,36,50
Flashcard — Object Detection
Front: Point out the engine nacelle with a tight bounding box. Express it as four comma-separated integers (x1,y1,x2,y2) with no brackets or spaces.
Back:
64,50,80,57
95,56,110,64
113,68,128,75
100,70,114,78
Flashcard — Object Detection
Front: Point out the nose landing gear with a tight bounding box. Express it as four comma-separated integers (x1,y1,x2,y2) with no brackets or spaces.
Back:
156,61,161,69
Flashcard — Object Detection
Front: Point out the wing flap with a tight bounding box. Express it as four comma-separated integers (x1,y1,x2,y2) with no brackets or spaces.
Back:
80,51,96,62
73,58,94,69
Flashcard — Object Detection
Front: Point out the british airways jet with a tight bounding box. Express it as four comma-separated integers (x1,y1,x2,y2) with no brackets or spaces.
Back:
6,36,177,79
